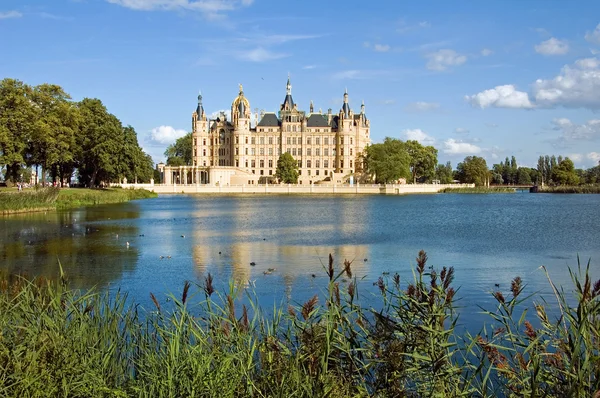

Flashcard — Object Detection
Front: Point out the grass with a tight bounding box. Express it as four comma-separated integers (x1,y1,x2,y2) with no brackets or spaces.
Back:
0,187,157,215
534,185,600,194
0,252,598,397
441,186,517,194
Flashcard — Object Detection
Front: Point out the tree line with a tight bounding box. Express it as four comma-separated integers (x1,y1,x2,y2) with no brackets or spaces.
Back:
0,78,155,186
362,137,600,186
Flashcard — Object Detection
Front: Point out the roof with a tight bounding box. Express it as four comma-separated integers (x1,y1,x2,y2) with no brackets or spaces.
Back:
282,94,294,110
307,114,330,127
341,102,350,118
329,115,339,129
257,113,281,127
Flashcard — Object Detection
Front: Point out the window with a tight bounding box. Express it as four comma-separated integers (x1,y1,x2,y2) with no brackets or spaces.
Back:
245,148,248,155
286,148,291,154
306,148,311,156
315,148,320,156
316,170,320,176
251,137,255,144
324,137,329,145
292,148,297,156
278,148,282,155
268,148,273,155
350,137,353,145
324,160,329,168
268,160,273,168
245,160,248,167
260,160,264,168
350,148,353,156
287,137,291,145
287,125,291,132
268,137,273,145
194,138,197,146
340,160,343,168
350,160,353,168
341,148,344,156
260,170,264,175
251,160,256,168
235,137,239,144
341,137,344,145
251,148,255,155
245,137,248,144
292,137,297,145
316,137,320,145
203,161,206,166
308,169,311,176
277,137,281,144
260,137,264,145
235,148,239,155
307,160,312,168
324,148,329,156
203,139,206,145
260,148,264,155
203,149,206,156
236,160,239,167
297,160,302,168
269,170,273,175
333,149,336,156
292,125,296,132
316,159,320,168
307,137,311,145
252,170,255,174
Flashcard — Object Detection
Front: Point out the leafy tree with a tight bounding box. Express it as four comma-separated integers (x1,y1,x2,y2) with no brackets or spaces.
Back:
435,162,454,184
164,133,192,166
456,156,489,186
405,140,437,183
0,79,35,182
516,167,532,185
276,152,299,183
537,156,546,185
552,158,579,185
363,138,410,184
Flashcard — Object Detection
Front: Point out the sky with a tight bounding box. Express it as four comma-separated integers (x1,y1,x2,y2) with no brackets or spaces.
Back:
1,0,600,169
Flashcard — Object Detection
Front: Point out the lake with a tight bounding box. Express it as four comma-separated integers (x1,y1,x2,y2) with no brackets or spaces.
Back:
1,193,599,329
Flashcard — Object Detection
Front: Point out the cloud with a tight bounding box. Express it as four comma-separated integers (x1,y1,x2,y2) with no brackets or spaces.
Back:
302,65,316,70
404,101,440,112
454,127,469,135
425,49,467,71
402,129,436,145
588,151,600,163
585,23,600,44
485,123,499,128
149,125,188,145
443,139,482,155
397,19,431,33
534,37,569,55
331,69,391,80
236,47,288,62
532,57,600,108
105,0,252,16
466,84,534,109
549,118,600,145
568,153,583,162
0,10,22,19
481,48,493,56
374,44,390,52
208,109,232,121
377,99,396,105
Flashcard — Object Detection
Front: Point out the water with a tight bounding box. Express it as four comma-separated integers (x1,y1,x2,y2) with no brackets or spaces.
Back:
1,193,599,329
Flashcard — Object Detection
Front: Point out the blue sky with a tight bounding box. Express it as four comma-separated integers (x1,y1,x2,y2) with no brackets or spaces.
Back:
1,0,600,169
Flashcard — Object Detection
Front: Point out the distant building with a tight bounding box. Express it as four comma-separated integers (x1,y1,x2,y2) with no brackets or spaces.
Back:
159,77,370,186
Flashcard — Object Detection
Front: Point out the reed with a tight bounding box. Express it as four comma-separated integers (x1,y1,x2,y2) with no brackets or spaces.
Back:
0,253,598,397
441,186,516,194
535,185,600,194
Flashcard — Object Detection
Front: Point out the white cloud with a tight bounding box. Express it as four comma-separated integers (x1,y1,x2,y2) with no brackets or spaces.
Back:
443,139,482,155
585,23,600,44
568,153,583,162
481,48,493,56
550,118,600,142
302,65,316,69
208,109,232,121
425,49,467,71
149,125,188,145
374,44,390,52
404,101,440,112
466,84,534,109
397,19,431,33
532,57,600,108
534,37,569,55
236,47,288,62
402,129,436,145
105,0,252,15
587,151,600,163
454,127,469,134
0,10,22,19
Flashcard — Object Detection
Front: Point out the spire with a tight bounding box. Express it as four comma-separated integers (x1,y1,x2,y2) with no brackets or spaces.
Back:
342,88,350,117
281,74,294,111
361,99,365,114
286,73,291,95
310,100,314,113
196,90,204,116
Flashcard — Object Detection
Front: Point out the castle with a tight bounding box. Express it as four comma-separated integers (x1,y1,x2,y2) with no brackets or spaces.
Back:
159,77,370,186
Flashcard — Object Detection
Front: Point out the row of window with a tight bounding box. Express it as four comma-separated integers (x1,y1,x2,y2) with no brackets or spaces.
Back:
193,136,355,146
193,157,356,173
194,147,355,157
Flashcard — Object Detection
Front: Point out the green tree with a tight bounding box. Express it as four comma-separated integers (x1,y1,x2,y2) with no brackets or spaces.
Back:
516,167,532,185
435,161,454,184
276,152,299,183
456,156,489,186
552,158,579,185
363,138,411,184
405,140,437,183
164,133,192,166
0,78,35,182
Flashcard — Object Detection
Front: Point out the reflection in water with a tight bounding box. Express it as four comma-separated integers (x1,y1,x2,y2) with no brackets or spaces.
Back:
0,203,142,288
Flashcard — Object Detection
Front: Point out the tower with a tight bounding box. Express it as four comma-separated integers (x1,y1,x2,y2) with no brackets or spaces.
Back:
192,91,208,167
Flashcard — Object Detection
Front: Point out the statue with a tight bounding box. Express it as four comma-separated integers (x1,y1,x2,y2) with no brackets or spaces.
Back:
239,83,243,93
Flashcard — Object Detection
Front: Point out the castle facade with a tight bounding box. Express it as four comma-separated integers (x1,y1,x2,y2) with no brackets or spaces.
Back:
160,77,370,186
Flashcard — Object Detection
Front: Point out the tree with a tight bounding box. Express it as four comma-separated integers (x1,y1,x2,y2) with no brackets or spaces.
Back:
363,138,411,184
164,133,192,166
435,162,453,184
552,158,579,185
0,78,35,182
537,156,546,185
405,140,437,183
276,152,299,183
516,167,532,185
456,156,489,186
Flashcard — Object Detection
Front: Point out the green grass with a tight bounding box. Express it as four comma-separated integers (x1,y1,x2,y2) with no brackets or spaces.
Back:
441,186,517,193
535,185,600,193
0,187,157,214
0,252,598,397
